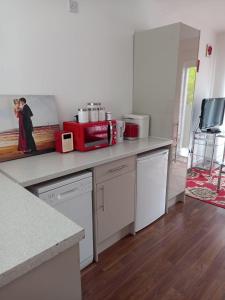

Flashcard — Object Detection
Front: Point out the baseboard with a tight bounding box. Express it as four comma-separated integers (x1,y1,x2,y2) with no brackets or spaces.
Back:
168,191,185,208
98,223,133,254
80,256,94,270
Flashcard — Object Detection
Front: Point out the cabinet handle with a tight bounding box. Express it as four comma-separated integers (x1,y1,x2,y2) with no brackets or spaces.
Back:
57,188,78,200
172,122,179,162
100,186,105,212
108,164,128,174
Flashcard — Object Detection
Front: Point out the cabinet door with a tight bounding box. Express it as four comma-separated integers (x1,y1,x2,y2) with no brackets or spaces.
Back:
96,171,135,243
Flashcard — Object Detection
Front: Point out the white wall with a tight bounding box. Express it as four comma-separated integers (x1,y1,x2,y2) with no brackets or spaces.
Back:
192,29,216,130
0,0,217,127
0,0,137,123
213,33,225,97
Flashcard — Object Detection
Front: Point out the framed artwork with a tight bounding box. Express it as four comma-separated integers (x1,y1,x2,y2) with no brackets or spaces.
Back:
0,95,60,163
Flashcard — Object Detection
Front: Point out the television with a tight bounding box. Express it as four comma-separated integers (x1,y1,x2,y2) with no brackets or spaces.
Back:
199,98,225,131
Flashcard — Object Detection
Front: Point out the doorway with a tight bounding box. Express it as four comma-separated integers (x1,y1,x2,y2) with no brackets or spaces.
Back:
178,66,197,158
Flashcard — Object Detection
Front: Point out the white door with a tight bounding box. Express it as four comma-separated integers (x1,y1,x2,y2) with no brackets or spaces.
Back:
54,192,93,268
96,171,135,243
135,150,168,232
39,183,93,269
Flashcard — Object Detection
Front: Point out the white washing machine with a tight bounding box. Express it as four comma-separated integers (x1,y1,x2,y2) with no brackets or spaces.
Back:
29,172,93,270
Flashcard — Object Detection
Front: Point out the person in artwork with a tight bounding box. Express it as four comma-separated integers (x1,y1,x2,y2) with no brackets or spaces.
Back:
13,99,28,153
18,97,37,153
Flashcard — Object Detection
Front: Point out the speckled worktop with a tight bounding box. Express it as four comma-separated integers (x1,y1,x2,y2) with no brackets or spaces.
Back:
0,137,172,187
0,172,84,288
0,137,172,289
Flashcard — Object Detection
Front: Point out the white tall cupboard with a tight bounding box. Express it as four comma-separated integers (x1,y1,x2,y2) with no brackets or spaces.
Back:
133,22,200,204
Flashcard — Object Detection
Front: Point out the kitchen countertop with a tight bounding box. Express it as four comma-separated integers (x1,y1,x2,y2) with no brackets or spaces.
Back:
0,136,172,289
0,172,84,288
0,137,172,187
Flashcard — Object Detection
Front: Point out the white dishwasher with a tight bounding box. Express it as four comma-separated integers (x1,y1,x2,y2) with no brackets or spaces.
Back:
135,149,169,232
30,172,93,270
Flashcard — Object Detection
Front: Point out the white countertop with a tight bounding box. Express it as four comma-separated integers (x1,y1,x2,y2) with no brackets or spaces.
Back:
0,172,84,288
0,136,172,289
0,137,172,187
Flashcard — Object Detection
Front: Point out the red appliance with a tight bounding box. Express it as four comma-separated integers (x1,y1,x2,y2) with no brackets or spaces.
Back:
63,120,117,151
55,131,74,153
124,123,139,140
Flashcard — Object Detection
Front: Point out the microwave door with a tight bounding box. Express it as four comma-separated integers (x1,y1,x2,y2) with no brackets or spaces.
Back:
84,125,108,147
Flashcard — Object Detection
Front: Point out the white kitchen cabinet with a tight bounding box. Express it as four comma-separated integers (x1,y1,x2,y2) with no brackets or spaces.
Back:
96,171,135,243
135,150,169,232
133,22,200,204
93,156,136,257
0,246,81,300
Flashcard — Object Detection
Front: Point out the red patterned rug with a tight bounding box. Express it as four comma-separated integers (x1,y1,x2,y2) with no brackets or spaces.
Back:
186,168,225,209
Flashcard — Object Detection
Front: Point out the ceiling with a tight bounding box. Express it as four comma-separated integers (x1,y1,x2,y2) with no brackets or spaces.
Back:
133,0,225,34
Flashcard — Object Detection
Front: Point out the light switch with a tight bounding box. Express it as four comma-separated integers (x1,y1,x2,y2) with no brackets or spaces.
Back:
69,0,79,13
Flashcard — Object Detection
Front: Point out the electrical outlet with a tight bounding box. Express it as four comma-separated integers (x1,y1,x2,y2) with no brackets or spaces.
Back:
69,0,79,13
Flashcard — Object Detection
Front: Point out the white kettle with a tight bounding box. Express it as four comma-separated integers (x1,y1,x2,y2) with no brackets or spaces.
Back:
116,120,126,143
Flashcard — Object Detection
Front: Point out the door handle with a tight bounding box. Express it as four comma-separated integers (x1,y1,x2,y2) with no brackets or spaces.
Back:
158,151,168,156
172,122,179,162
97,186,105,212
100,186,105,211
108,164,128,174
57,188,78,200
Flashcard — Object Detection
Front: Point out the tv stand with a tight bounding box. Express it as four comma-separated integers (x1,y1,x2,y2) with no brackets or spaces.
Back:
205,128,221,134
190,130,225,175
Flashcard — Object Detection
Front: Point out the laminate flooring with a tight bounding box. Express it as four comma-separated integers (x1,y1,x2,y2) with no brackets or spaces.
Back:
82,197,225,300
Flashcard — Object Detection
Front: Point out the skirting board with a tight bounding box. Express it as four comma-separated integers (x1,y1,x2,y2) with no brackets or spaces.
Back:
168,191,185,208
98,223,134,254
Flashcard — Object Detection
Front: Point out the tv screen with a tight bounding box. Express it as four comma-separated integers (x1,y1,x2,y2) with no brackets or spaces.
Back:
199,98,225,130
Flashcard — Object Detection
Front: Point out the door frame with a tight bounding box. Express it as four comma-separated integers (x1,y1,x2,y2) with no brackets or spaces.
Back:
177,61,197,157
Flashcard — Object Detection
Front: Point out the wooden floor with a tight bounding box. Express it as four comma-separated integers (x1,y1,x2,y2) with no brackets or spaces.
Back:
82,197,225,300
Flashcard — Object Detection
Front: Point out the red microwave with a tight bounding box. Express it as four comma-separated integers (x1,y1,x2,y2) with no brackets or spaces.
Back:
63,120,117,151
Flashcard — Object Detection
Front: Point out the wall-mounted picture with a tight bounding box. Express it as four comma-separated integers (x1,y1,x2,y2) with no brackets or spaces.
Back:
0,95,60,162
